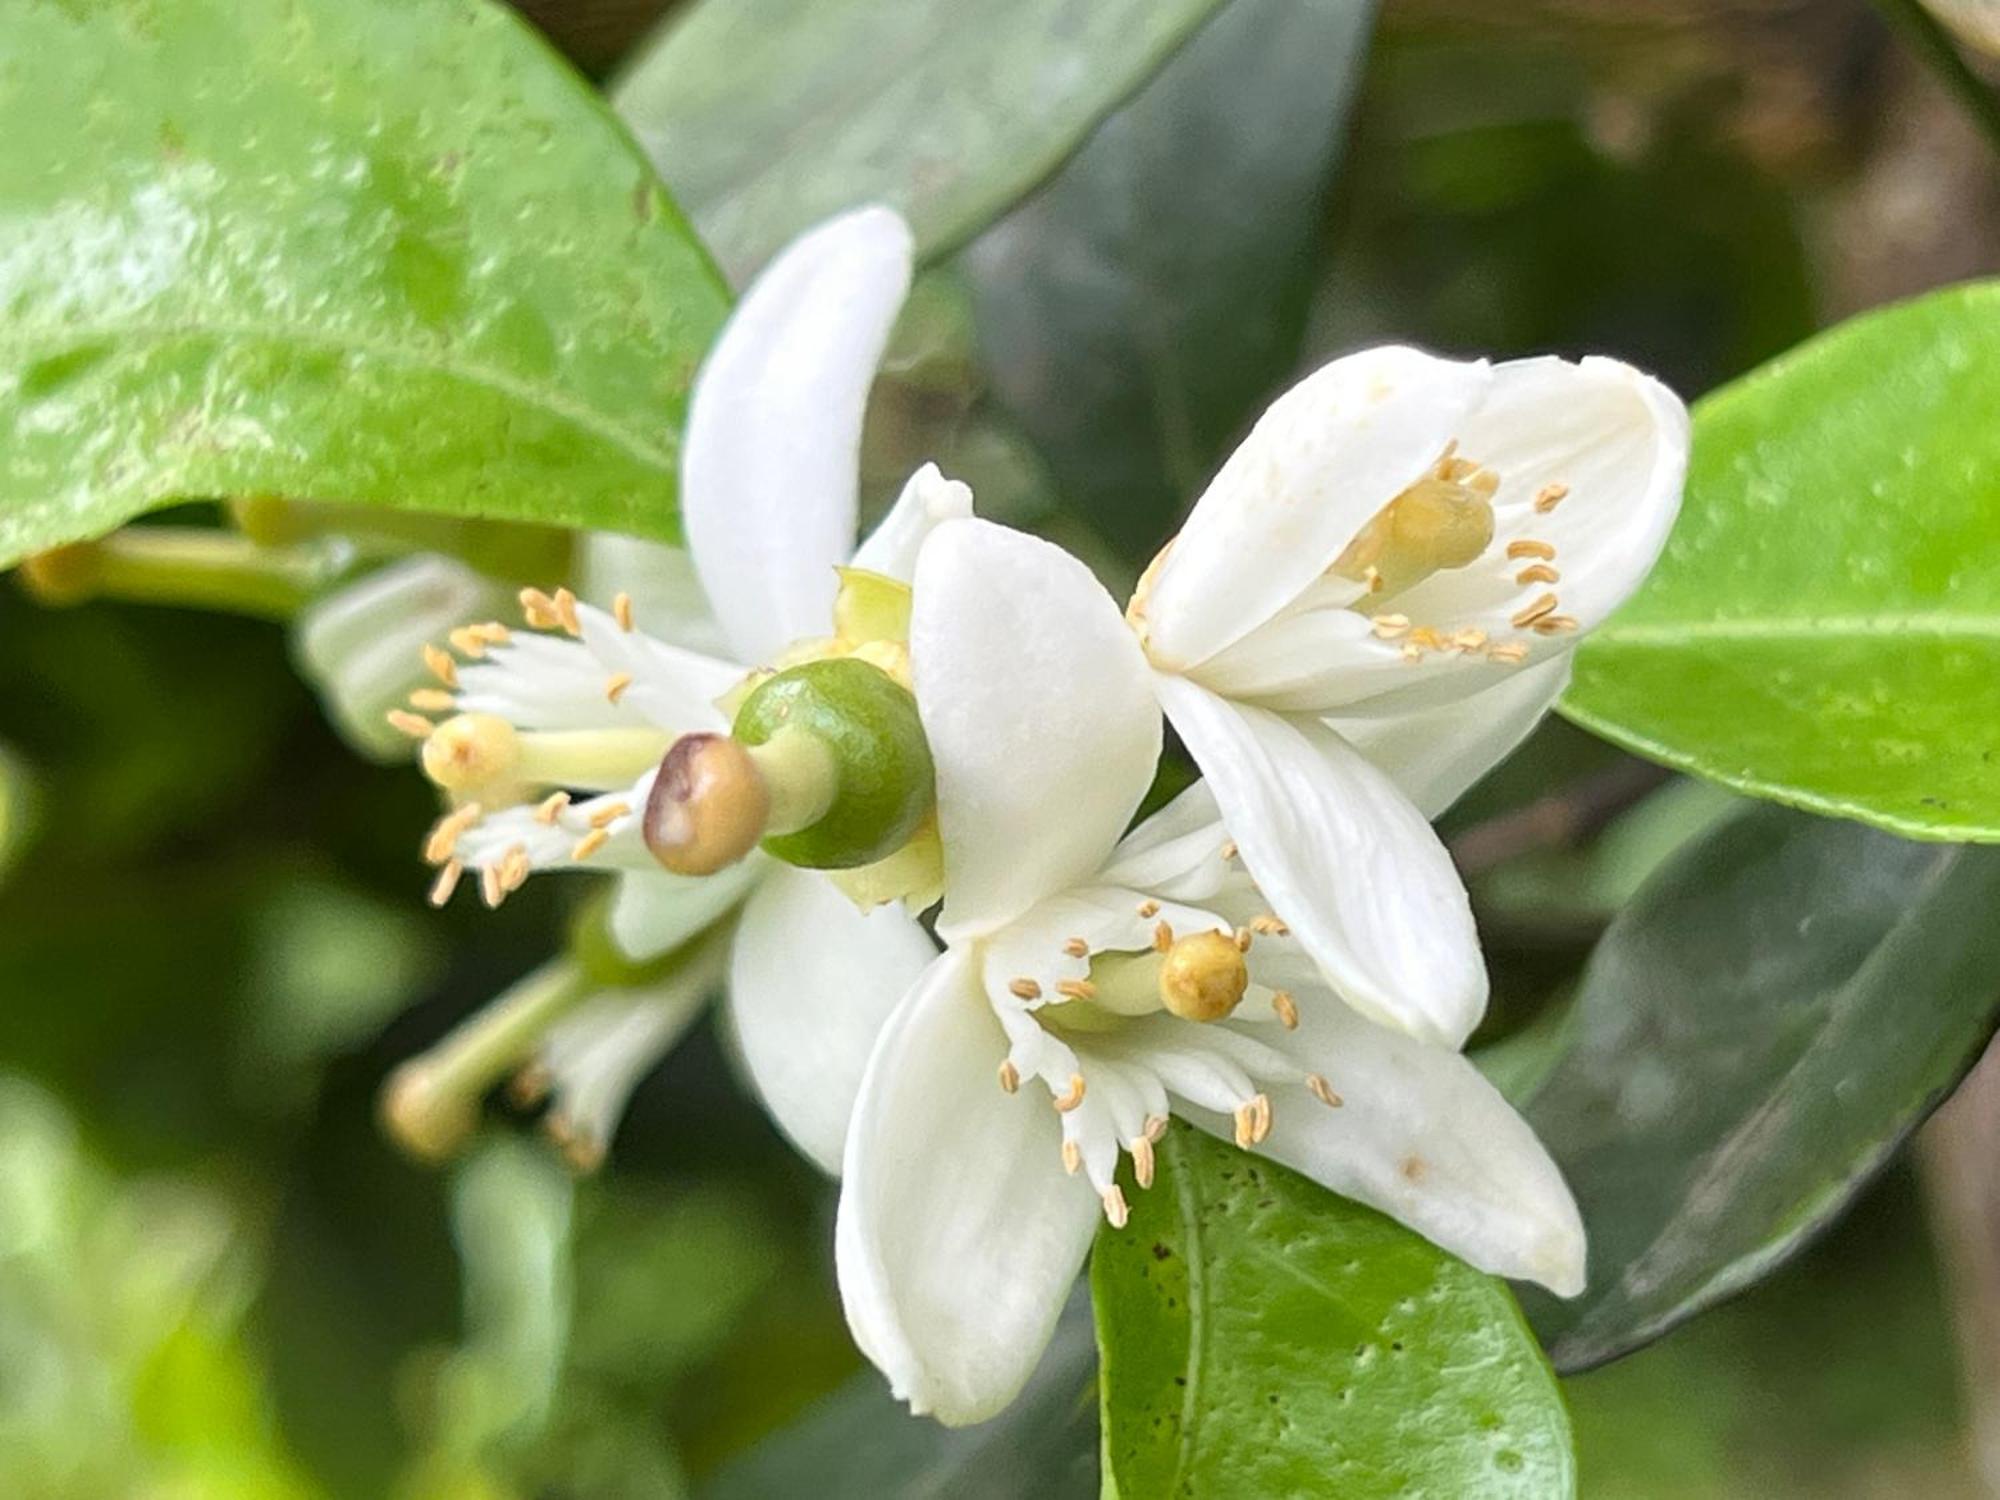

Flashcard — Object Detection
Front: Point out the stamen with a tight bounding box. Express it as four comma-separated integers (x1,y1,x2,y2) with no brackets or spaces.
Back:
1158,930,1249,1023
428,860,464,907
500,844,531,892
1053,1074,1087,1112
1371,614,1411,640
470,621,510,647
1234,1100,1259,1148
1488,641,1530,664
1514,563,1560,585
1534,482,1570,512
423,802,482,865
1063,937,1090,958
1009,978,1043,1000
1450,628,1488,652
1249,915,1289,937
1152,920,1174,953
998,1060,1021,1094
1144,1114,1170,1143
1506,539,1557,561
1131,1134,1156,1190
1055,978,1098,1001
422,643,459,687
1533,614,1580,634
409,688,456,713
604,672,634,705
1306,1073,1344,1108
386,709,435,739
1271,990,1299,1029
533,791,571,825
572,828,610,860
507,1064,552,1108
1136,899,1160,919
479,863,507,909
612,592,635,632
448,626,492,658
1233,926,1254,954
588,801,630,829
1220,840,1238,862
1101,1186,1130,1229
1062,1140,1082,1175
1511,592,1560,628
552,588,582,637
518,587,561,630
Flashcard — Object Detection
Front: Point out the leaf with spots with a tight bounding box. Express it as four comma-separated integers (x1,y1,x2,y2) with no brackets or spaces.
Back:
0,0,730,571
1093,1125,1575,1499
1564,280,2000,840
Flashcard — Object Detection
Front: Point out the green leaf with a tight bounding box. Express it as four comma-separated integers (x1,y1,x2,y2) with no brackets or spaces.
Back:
610,0,1233,280
1095,1127,1574,1499
1564,281,2000,840
0,0,729,571
701,1294,1098,1500
1518,802,2000,1371
965,0,1374,555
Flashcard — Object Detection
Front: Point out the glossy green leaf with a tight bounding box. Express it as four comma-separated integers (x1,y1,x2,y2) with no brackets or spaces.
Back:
1564,281,2000,840
701,1294,1097,1500
0,0,729,571
1518,803,2000,1371
966,0,1374,555
610,0,1232,280
1095,1127,1574,1499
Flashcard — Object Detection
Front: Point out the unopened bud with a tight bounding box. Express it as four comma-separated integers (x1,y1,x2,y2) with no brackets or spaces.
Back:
1158,930,1249,1022
643,732,772,876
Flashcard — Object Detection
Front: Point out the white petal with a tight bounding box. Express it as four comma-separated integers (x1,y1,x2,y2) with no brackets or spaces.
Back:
849,463,977,583
1195,993,1586,1296
606,857,765,962
572,603,740,733
1155,675,1486,1048
913,520,1162,940
1136,347,1491,673
724,865,937,1174
683,206,915,664
836,949,1099,1425
575,534,737,660
1331,652,1573,819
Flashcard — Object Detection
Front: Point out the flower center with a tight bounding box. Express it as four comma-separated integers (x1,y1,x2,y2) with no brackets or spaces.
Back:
1331,447,1498,600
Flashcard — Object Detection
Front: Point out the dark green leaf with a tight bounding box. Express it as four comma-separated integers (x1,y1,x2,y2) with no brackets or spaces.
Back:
1564,281,2000,840
701,1293,1097,1500
966,0,1374,555
1095,1126,1574,1499
0,0,729,570
611,0,1233,280
1520,803,2000,1370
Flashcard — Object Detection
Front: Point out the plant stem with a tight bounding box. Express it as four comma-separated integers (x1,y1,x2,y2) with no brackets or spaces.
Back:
1874,0,2000,162
17,527,356,620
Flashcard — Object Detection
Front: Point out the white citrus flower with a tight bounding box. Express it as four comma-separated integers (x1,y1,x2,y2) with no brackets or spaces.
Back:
395,207,961,1170
1128,346,1688,1047
834,519,1585,1426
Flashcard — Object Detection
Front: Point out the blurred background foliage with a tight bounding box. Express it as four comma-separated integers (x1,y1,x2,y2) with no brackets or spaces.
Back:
3,0,1999,1494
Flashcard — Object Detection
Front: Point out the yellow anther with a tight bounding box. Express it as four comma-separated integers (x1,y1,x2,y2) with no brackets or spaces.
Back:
1514,563,1560,586
612,592,635,631
422,642,460,687
1063,937,1090,958
428,860,464,908
1488,641,1530,664
1271,990,1299,1029
1053,1074,1087,1113
1009,977,1043,1000
572,828,610,860
1158,929,1250,1023
1152,920,1174,953
1136,899,1161,918
533,791,570,825
1534,614,1581,635
1131,1134,1156,1190
1533,482,1570,512
1511,592,1560,629
1306,1073,1344,1108
552,587,582,637
604,671,634,704
386,709,435,739
1506,538,1557,561
998,1060,1021,1094
1102,1186,1130,1228
1055,978,1098,1001
1062,1140,1082,1175
409,688,456,713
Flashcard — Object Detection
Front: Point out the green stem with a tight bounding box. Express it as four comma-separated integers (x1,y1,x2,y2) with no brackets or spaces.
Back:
1873,0,2000,161
19,527,357,620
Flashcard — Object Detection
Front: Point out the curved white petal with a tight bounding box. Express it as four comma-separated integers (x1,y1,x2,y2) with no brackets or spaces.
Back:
575,534,737,660
1155,675,1486,1048
683,206,915,664
849,463,977,583
1193,993,1585,1296
724,865,937,1173
1331,652,1573,819
836,949,1099,1425
913,519,1163,940
1136,347,1491,673
607,857,765,962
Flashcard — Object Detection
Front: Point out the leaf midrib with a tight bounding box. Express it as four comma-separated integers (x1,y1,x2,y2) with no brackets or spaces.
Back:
0,317,678,475
1595,611,2000,647
1165,1132,1209,1499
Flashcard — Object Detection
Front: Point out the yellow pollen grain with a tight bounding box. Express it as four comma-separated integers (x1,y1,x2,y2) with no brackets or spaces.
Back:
1132,1135,1156,1190
387,709,434,739
612,592,635,632
1053,1074,1086,1113
1371,613,1411,639
604,672,634,705
1534,482,1570,512
1511,592,1560,628
1136,899,1160,919
998,1061,1020,1094
1063,937,1090,958
428,860,463,907
1009,977,1042,1000
422,643,459,687
1534,614,1581,635
1102,1186,1130,1229
572,828,610,860
1061,1140,1082,1175
534,791,571,825
409,688,456,713
1506,538,1557,561
1055,978,1097,1001
1514,563,1561,586
553,588,582,637
479,864,507,909
1272,990,1299,1029
1152,920,1174,953
1307,1073,1344,1108
1488,641,1530,664
588,801,630,830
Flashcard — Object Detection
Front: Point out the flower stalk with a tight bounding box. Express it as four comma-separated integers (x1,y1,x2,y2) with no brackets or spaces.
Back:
17,527,357,620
